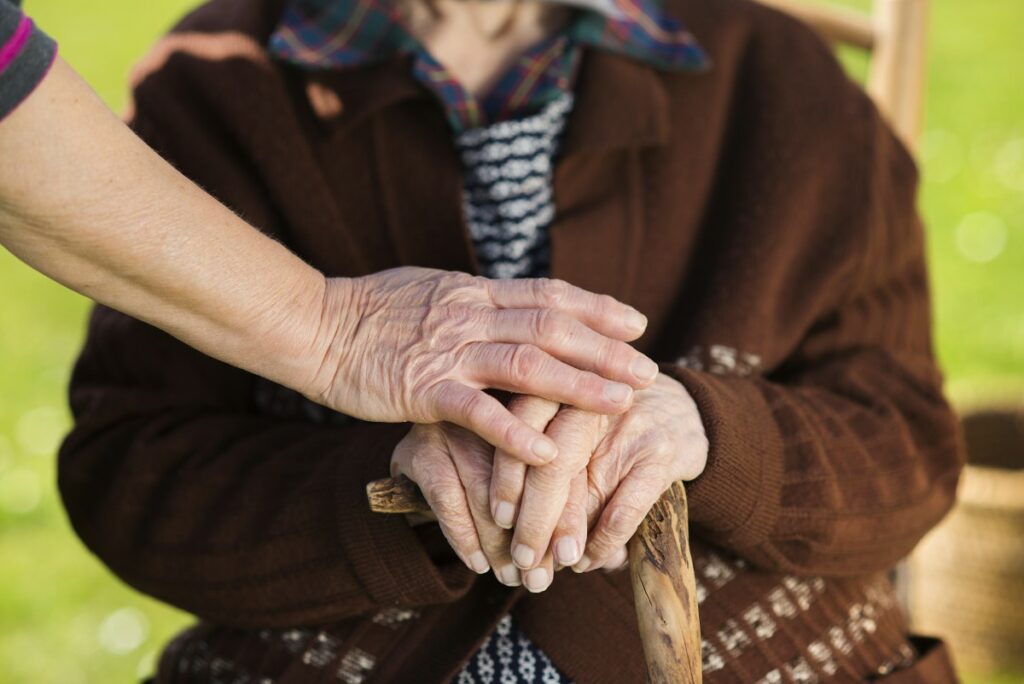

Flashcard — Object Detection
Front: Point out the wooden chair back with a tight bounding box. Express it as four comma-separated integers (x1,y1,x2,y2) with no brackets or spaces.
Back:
756,0,929,150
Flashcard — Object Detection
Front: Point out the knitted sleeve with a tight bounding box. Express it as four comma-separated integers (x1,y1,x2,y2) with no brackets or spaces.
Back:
0,1,57,121
662,69,962,578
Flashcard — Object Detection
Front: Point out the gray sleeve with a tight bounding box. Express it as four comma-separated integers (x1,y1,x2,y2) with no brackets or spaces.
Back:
0,0,57,121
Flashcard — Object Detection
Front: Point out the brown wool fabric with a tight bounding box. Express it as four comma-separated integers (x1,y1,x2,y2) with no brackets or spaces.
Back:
58,0,964,681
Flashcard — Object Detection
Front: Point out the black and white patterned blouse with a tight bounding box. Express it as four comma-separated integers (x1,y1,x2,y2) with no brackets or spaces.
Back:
452,93,575,684
457,615,569,684
455,93,573,281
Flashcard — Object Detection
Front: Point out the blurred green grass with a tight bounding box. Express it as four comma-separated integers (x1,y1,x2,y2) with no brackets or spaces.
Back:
0,0,1022,682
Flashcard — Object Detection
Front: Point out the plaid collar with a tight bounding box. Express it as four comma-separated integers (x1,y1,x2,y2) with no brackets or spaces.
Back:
269,0,707,132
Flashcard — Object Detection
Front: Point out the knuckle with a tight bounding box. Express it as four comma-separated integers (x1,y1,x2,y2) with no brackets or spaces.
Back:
429,380,458,410
532,464,574,491
679,462,704,482
488,277,522,302
469,274,491,294
495,454,528,481
690,431,710,455
560,408,603,441
608,341,638,371
479,533,509,560
445,271,479,295
679,446,708,482
650,439,678,463
539,278,570,307
597,293,620,317
493,476,525,504
459,467,493,509
607,501,647,538
572,370,605,396
560,495,587,525
551,451,588,480
467,302,493,327
534,309,569,346
509,344,543,383
420,304,462,343
440,525,477,555
428,491,460,518
514,514,552,543
466,485,491,514
461,465,491,496
458,307,492,341
522,477,568,507
587,460,620,497
455,389,488,422
432,381,464,412
493,458,526,489
429,488,464,521
585,485,605,520
508,394,559,425
406,455,448,487
496,414,523,450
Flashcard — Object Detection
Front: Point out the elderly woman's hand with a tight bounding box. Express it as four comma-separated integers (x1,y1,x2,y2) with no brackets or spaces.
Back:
391,406,559,583
313,268,658,465
392,399,575,590
491,374,708,578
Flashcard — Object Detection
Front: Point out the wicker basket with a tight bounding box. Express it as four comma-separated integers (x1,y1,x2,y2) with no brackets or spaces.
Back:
909,406,1024,674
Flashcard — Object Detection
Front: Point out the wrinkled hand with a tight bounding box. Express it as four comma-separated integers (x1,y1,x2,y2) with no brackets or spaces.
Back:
314,268,658,465
389,375,706,591
391,417,558,587
491,374,708,580
490,395,607,590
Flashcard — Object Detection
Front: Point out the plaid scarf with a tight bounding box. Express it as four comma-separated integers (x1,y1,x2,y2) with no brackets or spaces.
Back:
268,0,707,131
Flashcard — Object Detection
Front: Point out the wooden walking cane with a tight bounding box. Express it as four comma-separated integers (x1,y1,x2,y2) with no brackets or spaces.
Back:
367,476,702,683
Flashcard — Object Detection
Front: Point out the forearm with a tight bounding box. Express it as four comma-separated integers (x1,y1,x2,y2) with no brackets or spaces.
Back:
61,306,474,627
0,56,340,398
0,55,653,456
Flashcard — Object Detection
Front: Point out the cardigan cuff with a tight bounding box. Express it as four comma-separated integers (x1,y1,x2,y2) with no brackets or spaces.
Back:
334,422,475,609
662,366,784,553
0,8,57,122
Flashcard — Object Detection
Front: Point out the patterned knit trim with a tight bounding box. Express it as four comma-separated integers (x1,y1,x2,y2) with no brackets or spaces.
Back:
692,548,916,683
0,14,32,72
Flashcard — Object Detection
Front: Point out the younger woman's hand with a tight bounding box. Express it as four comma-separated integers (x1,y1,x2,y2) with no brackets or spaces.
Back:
313,268,658,465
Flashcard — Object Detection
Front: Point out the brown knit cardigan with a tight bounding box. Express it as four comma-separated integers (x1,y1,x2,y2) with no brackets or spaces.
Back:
58,0,964,681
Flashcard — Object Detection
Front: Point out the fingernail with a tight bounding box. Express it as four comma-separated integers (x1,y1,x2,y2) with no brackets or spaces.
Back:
554,537,580,566
604,382,632,404
524,567,551,593
631,356,659,382
494,501,516,529
468,551,490,574
572,555,592,573
512,544,535,569
498,564,522,587
624,307,647,333
531,438,557,463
